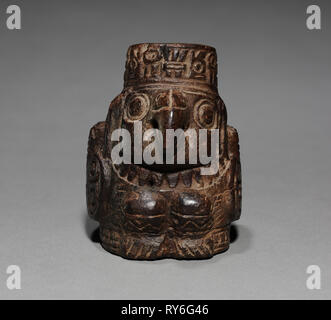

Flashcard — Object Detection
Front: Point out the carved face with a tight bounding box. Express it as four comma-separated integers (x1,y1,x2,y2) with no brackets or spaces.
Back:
123,88,220,129
116,85,225,173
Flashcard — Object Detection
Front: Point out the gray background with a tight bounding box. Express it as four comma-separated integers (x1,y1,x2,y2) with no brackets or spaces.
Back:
0,0,330,299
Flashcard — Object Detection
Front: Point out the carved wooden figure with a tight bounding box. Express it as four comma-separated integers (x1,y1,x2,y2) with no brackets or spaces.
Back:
86,43,242,259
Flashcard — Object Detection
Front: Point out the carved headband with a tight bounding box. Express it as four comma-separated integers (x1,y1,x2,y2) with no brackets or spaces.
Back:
124,43,218,92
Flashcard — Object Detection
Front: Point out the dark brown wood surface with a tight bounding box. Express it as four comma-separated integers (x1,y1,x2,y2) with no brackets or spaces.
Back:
86,43,242,259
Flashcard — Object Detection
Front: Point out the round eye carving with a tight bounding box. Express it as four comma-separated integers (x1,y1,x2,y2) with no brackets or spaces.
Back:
125,93,150,121
194,99,217,128
192,60,205,74
144,48,161,63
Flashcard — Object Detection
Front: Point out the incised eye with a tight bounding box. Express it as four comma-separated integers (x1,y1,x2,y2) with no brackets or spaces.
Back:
125,93,150,121
194,99,217,128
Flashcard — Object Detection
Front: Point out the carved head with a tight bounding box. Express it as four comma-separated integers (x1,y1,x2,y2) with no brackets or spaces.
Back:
108,43,227,172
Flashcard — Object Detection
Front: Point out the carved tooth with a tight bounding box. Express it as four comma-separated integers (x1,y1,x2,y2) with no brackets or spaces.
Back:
166,172,179,188
160,173,168,188
181,170,192,187
127,166,137,181
193,169,204,186
206,176,212,186
138,168,149,186
151,173,162,187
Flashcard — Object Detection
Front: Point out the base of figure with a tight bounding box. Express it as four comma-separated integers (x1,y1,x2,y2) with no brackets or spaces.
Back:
99,225,231,260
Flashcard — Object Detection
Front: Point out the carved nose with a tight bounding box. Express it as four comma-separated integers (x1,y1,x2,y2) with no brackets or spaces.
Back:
152,108,189,132
151,89,189,132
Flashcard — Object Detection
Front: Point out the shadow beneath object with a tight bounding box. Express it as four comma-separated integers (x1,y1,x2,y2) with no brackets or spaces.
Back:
91,227,100,243
84,210,100,243
230,224,238,243
228,223,252,255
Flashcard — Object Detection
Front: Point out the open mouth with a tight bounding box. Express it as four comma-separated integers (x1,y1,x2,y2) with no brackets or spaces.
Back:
113,160,227,190
138,163,201,174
